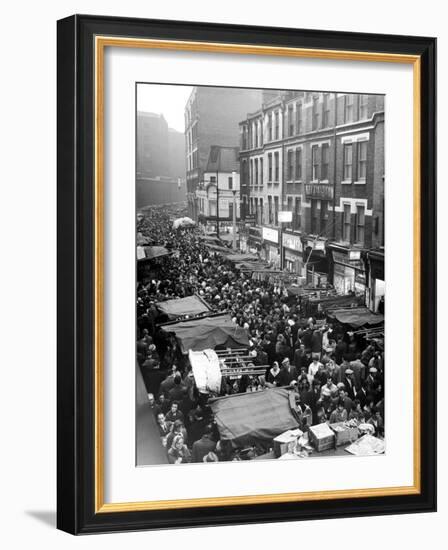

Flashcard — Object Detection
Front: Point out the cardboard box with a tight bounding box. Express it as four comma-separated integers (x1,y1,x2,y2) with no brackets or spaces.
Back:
308,423,335,452
330,422,359,446
273,428,303,457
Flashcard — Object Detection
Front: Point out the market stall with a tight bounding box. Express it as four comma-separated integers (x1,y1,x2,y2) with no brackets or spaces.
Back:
136,245,171,261
137,245,173,282
155,295,211,321
188,348,268,397
224,253,259,263
209,387,301,449
160,313,250,353
327,306,384,328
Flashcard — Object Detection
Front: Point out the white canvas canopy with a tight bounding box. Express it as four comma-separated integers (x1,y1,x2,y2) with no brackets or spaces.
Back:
173,217,195,229
188,349,222,394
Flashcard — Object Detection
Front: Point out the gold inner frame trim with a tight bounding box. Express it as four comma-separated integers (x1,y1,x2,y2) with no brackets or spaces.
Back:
94,35,421,514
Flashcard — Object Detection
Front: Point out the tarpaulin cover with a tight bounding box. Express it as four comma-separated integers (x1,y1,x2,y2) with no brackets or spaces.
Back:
210,388,300,447
219,233,237,243
328,307,384,328
199,235,221,246
235,261,269,271
188,349,222,393
225,253,259,263
207,243,232,254
156,295,211,319
136,232,152,246
138,245,171,260
162,314,249,353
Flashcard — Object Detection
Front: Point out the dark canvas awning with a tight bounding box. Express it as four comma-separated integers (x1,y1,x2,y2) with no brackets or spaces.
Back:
199,234,221,246
207,243,232,254
137,245,171,261
235,261,269,271
327,306,384,328
225,253,259,263
161,314,249,353
136,232,152,246
210,388,300,447
156,295,211,319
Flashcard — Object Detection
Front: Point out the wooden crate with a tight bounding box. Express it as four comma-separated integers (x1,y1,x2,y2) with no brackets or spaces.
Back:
308,423,335,452
330,422,359,446
273,428,303,457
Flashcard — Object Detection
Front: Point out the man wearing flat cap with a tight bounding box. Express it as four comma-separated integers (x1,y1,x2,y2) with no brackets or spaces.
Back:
342,368,356,400
278,357,298,386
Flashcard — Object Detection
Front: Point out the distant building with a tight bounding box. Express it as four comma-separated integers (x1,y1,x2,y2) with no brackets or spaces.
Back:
137,112,169,178
196,146,240,231
136,111,186,208
167,128,186,180
239,90,384,310
184,87,263,220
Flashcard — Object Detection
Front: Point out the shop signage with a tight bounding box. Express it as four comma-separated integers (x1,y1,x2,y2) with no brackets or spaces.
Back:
262,226,279,244
333,250,364,270
306,238,326,251
349,249,361,261
355,272,366,285
305,183,334,200
283,233,303,252
285,250,302,262
278,211,293,223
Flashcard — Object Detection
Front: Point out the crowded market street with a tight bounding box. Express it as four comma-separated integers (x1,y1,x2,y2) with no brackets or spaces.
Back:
136,206,385,465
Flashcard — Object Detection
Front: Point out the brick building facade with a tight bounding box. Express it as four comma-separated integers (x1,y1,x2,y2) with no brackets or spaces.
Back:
185,87,262,221
239,90,385,311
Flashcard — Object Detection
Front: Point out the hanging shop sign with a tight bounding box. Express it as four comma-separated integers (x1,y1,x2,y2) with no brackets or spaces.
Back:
306,238,326,251
278,211,293,223
332,250,364,270
283,233,303,252
262,226,279,244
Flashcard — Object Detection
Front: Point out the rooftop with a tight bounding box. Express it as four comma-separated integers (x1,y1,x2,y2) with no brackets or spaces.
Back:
205,146,240,174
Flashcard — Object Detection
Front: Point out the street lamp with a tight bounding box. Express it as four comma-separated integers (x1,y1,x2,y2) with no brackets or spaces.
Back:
231,170,237,250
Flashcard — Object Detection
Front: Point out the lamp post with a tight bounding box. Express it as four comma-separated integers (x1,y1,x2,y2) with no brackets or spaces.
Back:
231,170,237,250
215,169,220,238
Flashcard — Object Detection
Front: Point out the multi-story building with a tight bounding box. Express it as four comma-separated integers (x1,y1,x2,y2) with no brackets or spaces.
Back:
239,90,384,309
184,87,262,220
196,146,240,234
136,112,186,208
137,112,170,178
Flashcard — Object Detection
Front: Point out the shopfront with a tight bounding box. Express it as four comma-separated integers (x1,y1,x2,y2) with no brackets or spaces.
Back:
262,226,280,267
282,232,303,273
303,237,329,284
248,226,262,255
330,247,367,298
367,250,385,313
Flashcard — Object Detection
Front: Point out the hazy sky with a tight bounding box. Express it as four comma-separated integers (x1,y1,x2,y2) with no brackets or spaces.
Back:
137,83,193,133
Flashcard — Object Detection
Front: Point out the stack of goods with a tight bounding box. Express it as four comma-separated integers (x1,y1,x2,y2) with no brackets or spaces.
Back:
308,423,335,452
273,428,303,458
345,434,385,456
330,420,360,447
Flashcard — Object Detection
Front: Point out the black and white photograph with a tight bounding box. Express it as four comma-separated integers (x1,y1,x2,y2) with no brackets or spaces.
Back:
135,84,386,466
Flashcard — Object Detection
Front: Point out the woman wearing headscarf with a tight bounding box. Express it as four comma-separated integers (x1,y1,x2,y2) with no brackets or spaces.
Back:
265,361,282,386
167,434,191,464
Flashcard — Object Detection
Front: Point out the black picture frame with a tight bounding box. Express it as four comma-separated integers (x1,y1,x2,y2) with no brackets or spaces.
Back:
57,14,436,535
